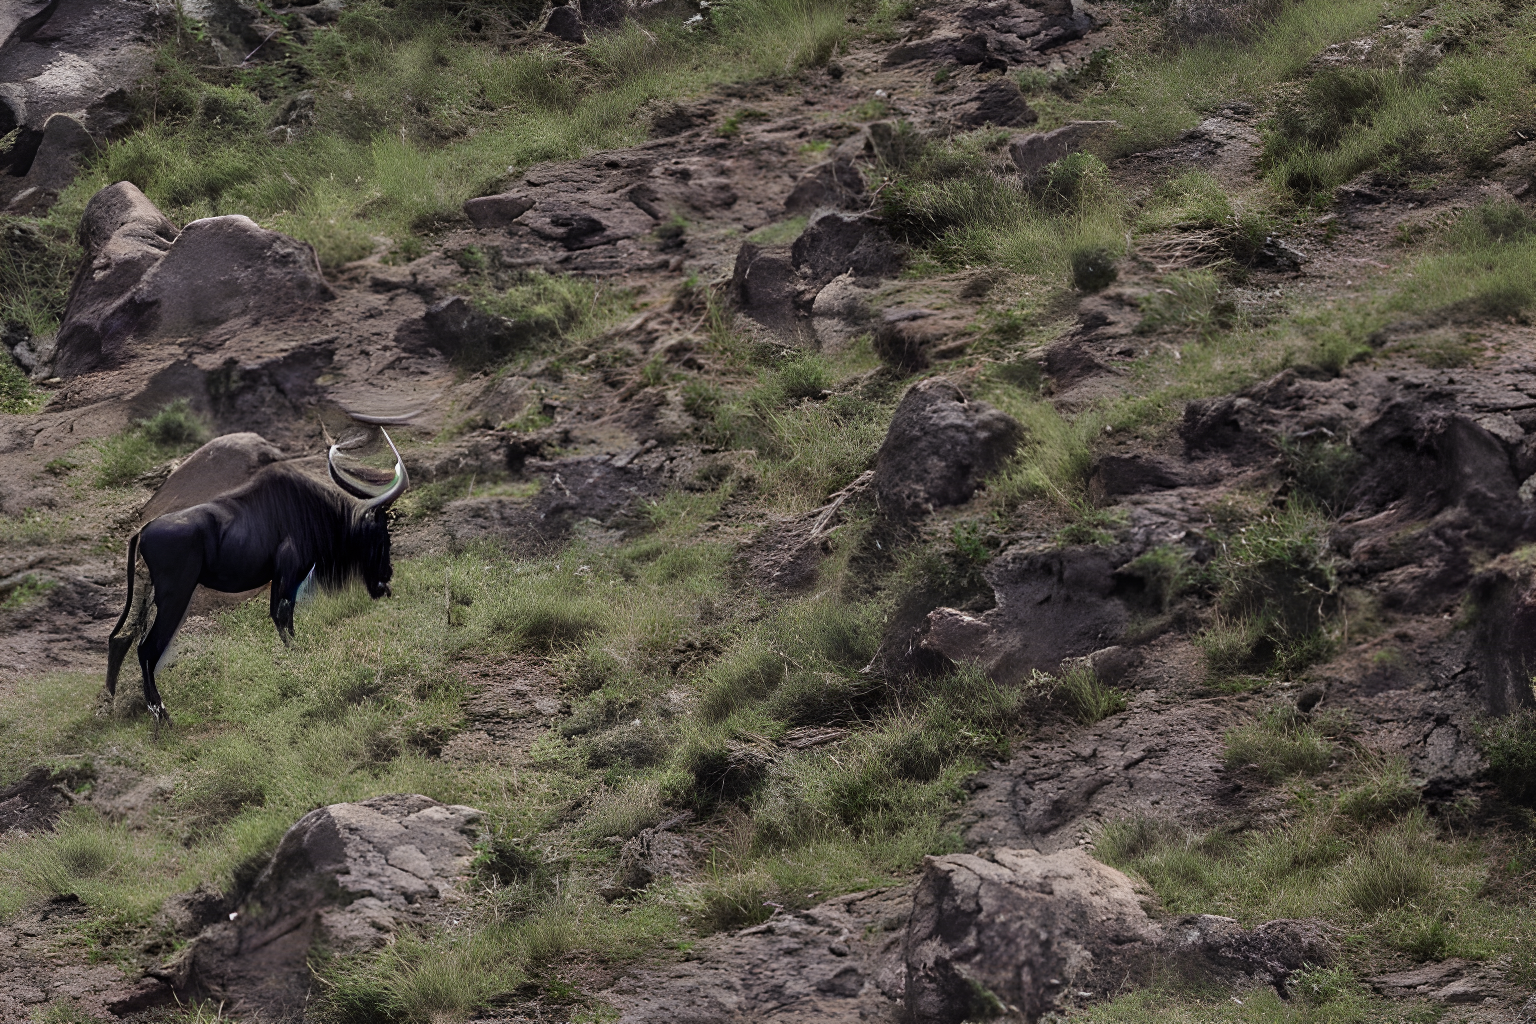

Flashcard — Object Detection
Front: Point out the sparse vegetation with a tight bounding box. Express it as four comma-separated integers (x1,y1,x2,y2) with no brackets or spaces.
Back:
7,0,1536,1019
1223,705,1334,780
93,399,210,488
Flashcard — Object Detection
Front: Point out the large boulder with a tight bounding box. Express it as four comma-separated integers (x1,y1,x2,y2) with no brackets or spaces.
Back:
50,181,179,377
132,214,334,336
905,849,1159,1023
51,185,334,376
904,848,1334,1024
169,795,483,1019
871,378,1021,519
0,112,95,212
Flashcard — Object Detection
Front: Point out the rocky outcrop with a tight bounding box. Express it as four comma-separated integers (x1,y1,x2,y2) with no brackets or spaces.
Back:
920,547,1130,683
872,378,1021,520
0,0,157,187
163,795,483,1019
0,113,95,213
905,848,1333,1024
51,184,332,377
48,182,180,376
1009,121,1118,176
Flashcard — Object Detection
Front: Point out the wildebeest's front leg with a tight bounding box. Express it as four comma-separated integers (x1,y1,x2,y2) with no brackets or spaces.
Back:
270,539,310,644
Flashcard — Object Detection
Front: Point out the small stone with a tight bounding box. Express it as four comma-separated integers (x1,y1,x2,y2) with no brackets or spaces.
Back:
544,5,585,42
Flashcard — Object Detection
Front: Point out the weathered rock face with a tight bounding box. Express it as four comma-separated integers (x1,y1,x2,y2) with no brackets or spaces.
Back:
51,181,179,376
872,378,1021,520
905,848,1160,1023
172,795,483,1019
0,0,157,185
51,186,333,377
784,158,865,215
921,547,1130,684
133,214,334,335
1009,121,1118,176
904,849,1334,1024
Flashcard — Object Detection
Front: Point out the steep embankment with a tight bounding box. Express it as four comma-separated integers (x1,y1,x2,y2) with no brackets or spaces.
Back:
3,0,1536,1021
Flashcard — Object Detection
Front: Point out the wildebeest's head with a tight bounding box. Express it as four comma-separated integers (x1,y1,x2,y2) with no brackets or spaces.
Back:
328,429,409,599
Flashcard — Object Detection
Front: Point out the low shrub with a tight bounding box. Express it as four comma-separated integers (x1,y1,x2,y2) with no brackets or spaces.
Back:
1480,709,1536,806
1223,705,1332,780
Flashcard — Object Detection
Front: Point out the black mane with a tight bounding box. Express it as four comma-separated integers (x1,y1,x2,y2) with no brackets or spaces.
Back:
218,464,386,590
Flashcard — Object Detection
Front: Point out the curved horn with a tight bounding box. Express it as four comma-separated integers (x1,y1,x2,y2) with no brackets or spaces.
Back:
347,408,426,426
328,429,409,511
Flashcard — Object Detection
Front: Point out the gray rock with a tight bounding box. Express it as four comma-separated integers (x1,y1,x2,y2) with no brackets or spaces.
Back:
178,795,483,1019
0,0,156,141
0,113,95,211
904,849,1335,1024
544,4,585,42
959,78,1037,128
1009,121,1118,176
52,191,334,377
784,158,865,215
811,271,873,352
790,209,904,290
904,848,1160,1023
131,214,334,337
51,181,179,377
464,191,535,228
871,378,1021,519
920,546,1129,684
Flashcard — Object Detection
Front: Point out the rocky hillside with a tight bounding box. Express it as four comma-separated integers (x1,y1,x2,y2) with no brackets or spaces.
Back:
3,0,1536,1020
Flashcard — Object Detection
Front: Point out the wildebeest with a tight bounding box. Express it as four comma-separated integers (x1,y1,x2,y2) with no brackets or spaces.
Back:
105,431,409,726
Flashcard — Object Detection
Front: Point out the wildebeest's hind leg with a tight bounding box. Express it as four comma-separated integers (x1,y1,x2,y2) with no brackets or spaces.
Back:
269,538,309,645
137,574,196,731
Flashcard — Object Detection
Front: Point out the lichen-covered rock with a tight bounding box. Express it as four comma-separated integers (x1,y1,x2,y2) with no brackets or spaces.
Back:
871,378,1021,519
904,848,1160,1023
904,849,1335,1023
176,795,483,1019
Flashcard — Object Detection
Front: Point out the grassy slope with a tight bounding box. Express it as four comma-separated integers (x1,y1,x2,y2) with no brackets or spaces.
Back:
5,0,1536,1021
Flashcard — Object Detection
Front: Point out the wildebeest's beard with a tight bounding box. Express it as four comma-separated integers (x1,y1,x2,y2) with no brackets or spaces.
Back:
316,509,393,598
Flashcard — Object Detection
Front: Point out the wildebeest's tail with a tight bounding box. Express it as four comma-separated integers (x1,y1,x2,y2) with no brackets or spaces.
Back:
105,531,141,695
